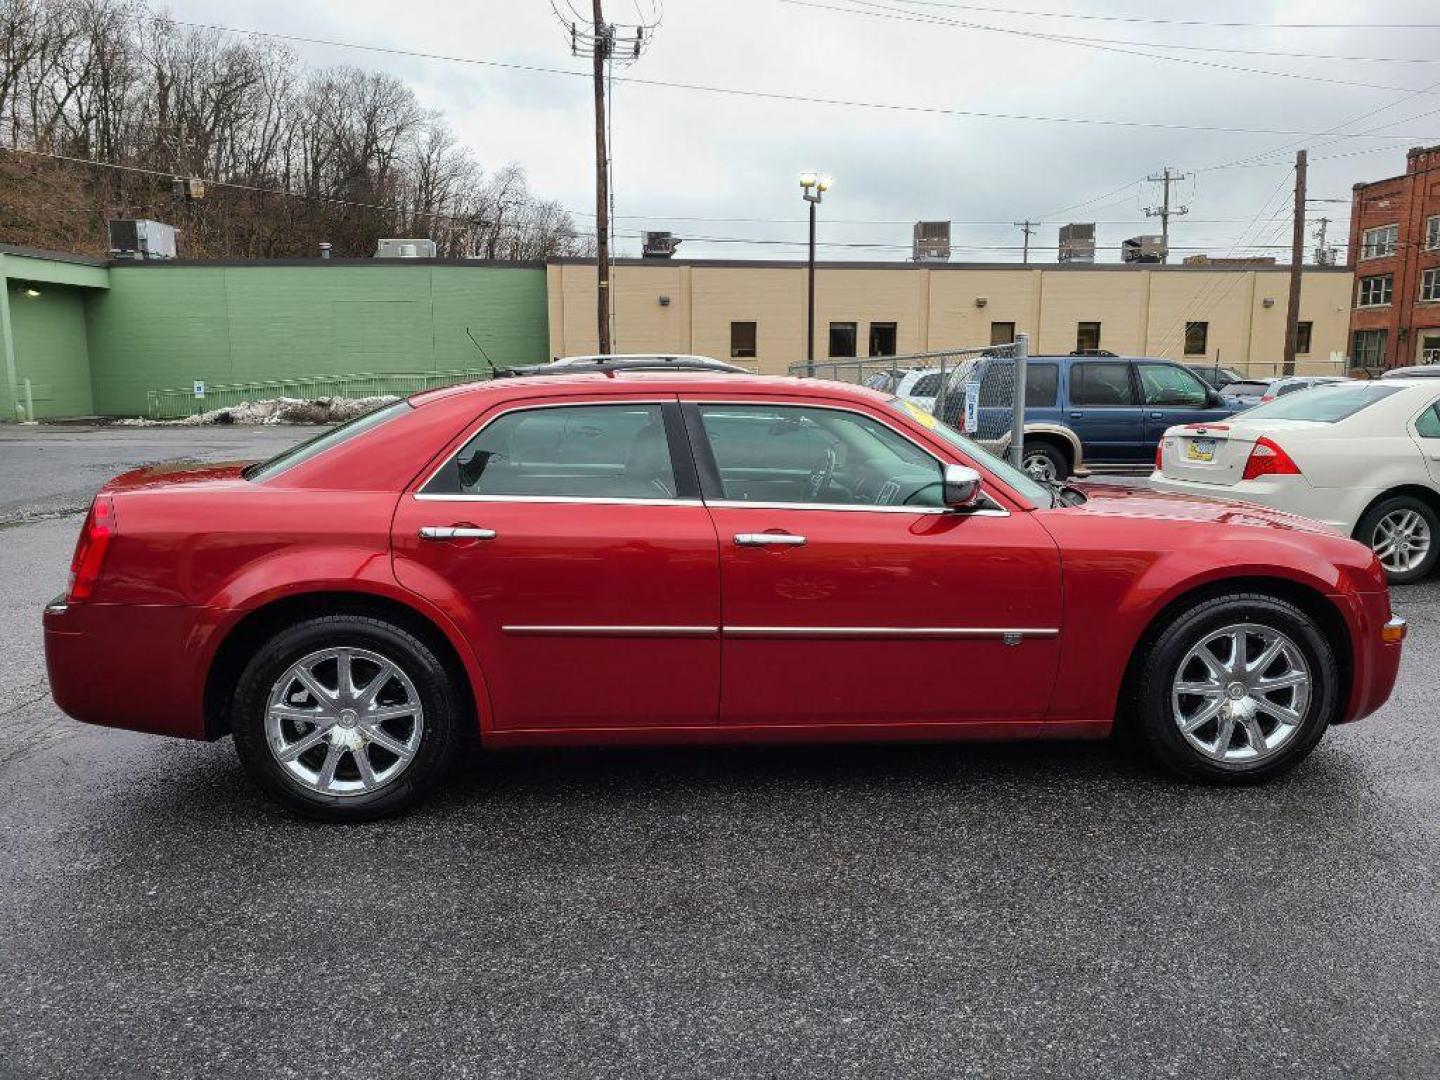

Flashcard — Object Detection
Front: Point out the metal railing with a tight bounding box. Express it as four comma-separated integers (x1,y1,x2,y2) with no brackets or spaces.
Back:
145,369,493,420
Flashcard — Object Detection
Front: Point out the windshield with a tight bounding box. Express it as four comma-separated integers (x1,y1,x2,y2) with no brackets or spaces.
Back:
1235,382,1403,423
886,397,1049,508
245,400,412,481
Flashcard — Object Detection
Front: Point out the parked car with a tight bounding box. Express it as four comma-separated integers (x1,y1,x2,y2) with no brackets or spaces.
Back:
1187,364,1245,390
46,374,1402,819
940,353,1235,481
893,367,945,412
1381,363,1440,379
1220,374,1349,409
1153,378,1440,583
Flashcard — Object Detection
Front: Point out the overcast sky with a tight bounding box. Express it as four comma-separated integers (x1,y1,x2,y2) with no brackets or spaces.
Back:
168,0,1440,262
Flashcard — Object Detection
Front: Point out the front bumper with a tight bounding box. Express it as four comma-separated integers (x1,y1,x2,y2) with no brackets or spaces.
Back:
1334,592,1405,725
44,597,211,740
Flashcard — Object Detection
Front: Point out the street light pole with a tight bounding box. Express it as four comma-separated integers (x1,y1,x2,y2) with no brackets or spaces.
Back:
800,171,831,377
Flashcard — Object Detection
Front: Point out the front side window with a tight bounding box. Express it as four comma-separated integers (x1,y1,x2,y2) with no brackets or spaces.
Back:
696,403,944,508
423,403,678,500
1353,329,1388,366
1296,321,1313,354
1361,224,1398,259
1137,362,1209,407
828,322,857,358
1070,361,1136,406
730,321,757,358
1358,274,1394,307
1422,268,1440,303
1184,321,1209,356
1076,321,1102,353
868,322,897,357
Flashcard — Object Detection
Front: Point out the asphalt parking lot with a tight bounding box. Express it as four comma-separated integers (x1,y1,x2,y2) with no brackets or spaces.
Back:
2,423,1438,1079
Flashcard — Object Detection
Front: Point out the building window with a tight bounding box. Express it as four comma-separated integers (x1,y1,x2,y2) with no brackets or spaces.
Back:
1357,274,1393,308
1295,321,1313,354
1361,224,1399,260
1352,329,1387,367
1184,321,1209,356
1075,321,1102,353
729,321,757,359
990,321,1016,346
1422,268,1440,303
868,322,897,357
1428,216,1440,251
828,322,857,358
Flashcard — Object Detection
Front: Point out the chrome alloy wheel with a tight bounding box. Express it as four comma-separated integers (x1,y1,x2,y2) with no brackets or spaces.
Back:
1170,623,1311,765
1023,451,1059,482
264,647,424,797
1371,508,1432,574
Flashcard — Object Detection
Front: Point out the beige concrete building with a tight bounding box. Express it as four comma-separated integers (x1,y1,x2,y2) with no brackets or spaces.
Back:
547,259,1355,376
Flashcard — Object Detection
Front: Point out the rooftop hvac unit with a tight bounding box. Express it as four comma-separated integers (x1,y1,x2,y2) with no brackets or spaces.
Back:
1121,234,1166,264
642,231,682,258
375,238,437,259
107,219,178,261
1058,222,1096,264
912,220,951,262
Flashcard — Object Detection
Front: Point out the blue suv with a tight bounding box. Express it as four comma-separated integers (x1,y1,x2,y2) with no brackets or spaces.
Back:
941,353,1237,480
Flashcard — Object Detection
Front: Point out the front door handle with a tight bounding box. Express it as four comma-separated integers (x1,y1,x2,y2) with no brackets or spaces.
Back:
735,532,806,547
419,526,497,541
1069,411,1084,419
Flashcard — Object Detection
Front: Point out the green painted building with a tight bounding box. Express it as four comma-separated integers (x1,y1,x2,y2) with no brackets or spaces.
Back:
0,245,550,420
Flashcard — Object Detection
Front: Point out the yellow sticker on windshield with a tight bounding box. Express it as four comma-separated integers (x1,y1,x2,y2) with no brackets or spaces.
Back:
901,399,938,428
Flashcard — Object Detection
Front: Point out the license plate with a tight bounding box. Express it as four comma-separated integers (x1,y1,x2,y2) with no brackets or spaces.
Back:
1186,438,1216,462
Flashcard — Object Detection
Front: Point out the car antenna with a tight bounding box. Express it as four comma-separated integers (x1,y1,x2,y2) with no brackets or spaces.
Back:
465,327,508,377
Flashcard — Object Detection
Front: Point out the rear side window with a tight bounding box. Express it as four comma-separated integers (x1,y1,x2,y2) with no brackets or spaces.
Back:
1070,362,1136,406
1414,402,1440,438
1238,384,1404,423
1025,363,1059,407
246,400,411,482
423,403,678,499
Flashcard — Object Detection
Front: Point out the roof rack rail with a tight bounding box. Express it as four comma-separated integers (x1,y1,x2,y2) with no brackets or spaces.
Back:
495,354,748,378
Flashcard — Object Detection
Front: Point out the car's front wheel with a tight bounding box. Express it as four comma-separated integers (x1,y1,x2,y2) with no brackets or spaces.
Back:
231,615,463,820
1131,593,1337,783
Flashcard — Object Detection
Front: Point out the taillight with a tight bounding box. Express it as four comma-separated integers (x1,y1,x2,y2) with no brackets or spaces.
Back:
1154,441,1164,471
1241,437,1301,481
1259,394,1276,403
67,495,116,602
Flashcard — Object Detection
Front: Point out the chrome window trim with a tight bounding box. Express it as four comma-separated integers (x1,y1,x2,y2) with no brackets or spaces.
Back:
502,625,718,636
416,397,682,501
723,626,1059,639
686,398,1017,515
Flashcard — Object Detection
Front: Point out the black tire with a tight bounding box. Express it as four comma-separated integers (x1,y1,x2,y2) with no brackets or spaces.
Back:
231,615,463,821
1021,441,1070,482
1131,593,1337,784
1355,495,1440,586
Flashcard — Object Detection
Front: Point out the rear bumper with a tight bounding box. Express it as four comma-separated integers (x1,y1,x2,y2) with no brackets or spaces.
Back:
43,598,210,740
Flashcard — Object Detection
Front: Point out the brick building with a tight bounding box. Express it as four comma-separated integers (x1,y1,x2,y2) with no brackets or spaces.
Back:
1348,144,1440,369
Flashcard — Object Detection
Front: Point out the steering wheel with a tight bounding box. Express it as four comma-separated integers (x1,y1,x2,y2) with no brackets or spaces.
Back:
807,446,838,502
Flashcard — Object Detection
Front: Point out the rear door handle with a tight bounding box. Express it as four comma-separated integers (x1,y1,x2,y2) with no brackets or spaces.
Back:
1149,411,1164,419
735,533,806,547
419,526,497,540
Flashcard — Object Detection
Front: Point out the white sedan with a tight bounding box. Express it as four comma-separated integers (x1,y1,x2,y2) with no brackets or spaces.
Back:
1151,378,1440,583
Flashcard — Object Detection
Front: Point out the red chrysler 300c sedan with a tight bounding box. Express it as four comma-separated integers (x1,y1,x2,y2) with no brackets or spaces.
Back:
45,373,1405,819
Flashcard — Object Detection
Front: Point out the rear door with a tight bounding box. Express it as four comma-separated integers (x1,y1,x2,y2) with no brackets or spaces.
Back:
391,395,722,731
1065,360,1145,463
1137,361,1231,448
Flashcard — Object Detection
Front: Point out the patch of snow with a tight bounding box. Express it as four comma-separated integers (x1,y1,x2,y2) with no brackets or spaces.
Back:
116,395,401,427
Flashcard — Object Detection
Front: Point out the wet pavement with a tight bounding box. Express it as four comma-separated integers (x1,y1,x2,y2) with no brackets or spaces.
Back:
1,424,1437,1079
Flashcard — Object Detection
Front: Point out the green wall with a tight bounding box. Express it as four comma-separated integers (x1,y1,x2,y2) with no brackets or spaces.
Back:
85,263,550,416
6,284,94,418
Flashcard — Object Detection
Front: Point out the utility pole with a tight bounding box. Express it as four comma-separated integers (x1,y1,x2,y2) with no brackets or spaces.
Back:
1284,149,1308,377
1014,220,1036,264
1144,166,1191,264
556,1,659,355
590,0,611,353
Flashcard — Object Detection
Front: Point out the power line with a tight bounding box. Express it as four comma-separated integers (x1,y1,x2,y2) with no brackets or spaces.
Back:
150,17,1440,141
871,1,1440,31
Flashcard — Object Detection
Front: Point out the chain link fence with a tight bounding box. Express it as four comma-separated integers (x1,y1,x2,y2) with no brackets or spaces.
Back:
788,335,1030,468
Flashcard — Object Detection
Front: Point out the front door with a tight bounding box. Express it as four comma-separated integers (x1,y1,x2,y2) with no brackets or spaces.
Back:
1137,361,1231,448
684,397,1063,727
392,397,721,730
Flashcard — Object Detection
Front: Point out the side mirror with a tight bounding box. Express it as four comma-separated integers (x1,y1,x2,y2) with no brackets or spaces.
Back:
1206,388,1222,407
942,464,983,509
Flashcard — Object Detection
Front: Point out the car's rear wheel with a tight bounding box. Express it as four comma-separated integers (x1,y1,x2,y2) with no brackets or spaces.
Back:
1022,441,1069,482
1131,593,1337,784
231,615,462,820
1356,495,1439,585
